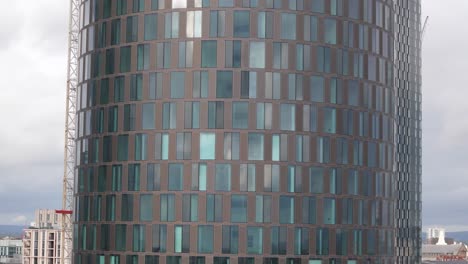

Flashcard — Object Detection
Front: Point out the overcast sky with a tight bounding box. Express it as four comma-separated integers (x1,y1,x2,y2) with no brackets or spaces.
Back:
0,0,467,231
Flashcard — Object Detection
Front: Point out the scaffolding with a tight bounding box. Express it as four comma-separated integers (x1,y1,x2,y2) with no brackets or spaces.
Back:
58,0,80,263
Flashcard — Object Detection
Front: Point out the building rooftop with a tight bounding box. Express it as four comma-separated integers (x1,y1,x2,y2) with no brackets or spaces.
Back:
423,244,466,254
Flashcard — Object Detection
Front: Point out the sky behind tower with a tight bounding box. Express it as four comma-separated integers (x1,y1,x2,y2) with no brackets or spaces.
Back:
0,0,466,231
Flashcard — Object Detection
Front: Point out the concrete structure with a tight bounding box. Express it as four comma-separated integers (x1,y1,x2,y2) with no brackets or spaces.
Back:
0,237,22,264
23,210,63,264
74,0,422,263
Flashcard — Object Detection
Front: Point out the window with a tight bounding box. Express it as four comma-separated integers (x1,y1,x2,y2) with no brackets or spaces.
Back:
186,11,202,38
137,44,150,70
117,135,128,161
140,194,153,221
224,132,240,160
178,41,194,68
115,225,126,251
193,71,209,98
311,0,324,13
112,165,122,191
130,74,142,100
264,164,280,192
155,133,169,160
128,164,140,191
170,72,185,98
191,163,207,191
176,132,192,160
142,103,155,130
316,228,329,255
279,196,294,224
160,194,175,221
198,226,213,253
106,195,115,221
225,40,241,68
121,194,133,221
249,42,265,68
304,15,317,41
215,164,231,191
185,102,200,129
281,13,296,40
317,46,331,73
287,166,302,192
200,133,215,159
126,16,138,42
255,195,271,223
108,106,118,133
135,134,147,161
232,102,249,129
124,104,136,131
208,101,224,128
120,46,131,72
302,197,316,224
216,71,232,98
132,225,145,252
271,226,287,254
310,76,324,102
111,19,121,45
324,19,337,44
201,40,217,68
165,12,179,38
183,194,198,222
210,11,226,37
157,42,171,68
133,0,144,12
231,195,247,222
317,137,330,163
116,0,127,15
323,108,336,134
247,227,263,254
258,11,273,38
162,102,176,129
174,225,190,253
147,164,161,191
248,133,264,160
222,226,239,254
310,167,323,193
234,11,250,37
168,164,183,191
240,164,255,192
219,0,233,7
144,14,157,40
280,104,295,131
172,0,186,8
206,194,223,222
241,71,257,98
324,198,336,224
152,224,167,252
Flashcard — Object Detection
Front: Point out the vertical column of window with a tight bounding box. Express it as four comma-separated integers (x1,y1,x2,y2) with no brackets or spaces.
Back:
304,15,318,42
186,11,202,38
287,166,302,192
302,196,316,224
113,76,124,102
265,72,281,99
249,42,265,69
142,103,155,130
174,225,190,253
232,102,249,129
134,134,147,161
152,224,167,253
280,104,296,131
105,194,115,221
246,227,263,254
116,0,127,16
240,164,256,192
324,19,337,44
230,194,247,222
336,137,349,164
100,78,109,104
215,164,231,191
168,163,184,191
248,133,264,161
154,133,169,160
209,10,225,37
112,165,122,191
162,102,177,129
233,11,250,38
296,135,310,162
184,102,200,129
255,195,272,223
130,74,143,101
271,226,287,254
281,13,296,40
117,135,129,161
197,226,213,254
178,41,193,68
200,133,216,160
132,224,145,252
149,72,163,99
105,48,115,74
240,71,257,99
201,40,217,68
170,72,185,98
225,40,241,68
137,44,150,71
140,194,153,221
156,42,171,69
317,46,331,73
273,42,287,69
123,104,136,131
316,228,329,255
317,137,330,163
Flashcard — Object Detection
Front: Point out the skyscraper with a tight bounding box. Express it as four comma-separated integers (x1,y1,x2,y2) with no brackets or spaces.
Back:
74,0,421,263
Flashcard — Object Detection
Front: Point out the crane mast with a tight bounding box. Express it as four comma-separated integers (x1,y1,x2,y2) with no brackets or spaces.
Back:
59,0,80,263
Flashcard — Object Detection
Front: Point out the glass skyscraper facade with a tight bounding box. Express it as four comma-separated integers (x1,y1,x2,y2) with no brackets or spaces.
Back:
74,0,421,264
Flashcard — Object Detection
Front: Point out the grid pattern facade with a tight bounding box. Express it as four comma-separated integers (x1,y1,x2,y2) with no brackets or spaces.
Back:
393,0,422,263
74,0,419,263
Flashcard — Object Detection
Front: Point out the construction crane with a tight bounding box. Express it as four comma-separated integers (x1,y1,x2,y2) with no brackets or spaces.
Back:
56,0,80,264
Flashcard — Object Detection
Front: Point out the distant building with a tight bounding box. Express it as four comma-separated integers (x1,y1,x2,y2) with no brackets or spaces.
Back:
0,237,22,264
23,210,63,264
422,244,467,261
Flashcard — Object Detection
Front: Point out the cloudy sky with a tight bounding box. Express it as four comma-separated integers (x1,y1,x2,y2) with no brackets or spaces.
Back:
0,0,467,231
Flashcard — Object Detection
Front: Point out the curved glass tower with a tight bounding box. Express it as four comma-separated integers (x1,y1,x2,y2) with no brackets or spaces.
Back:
74,0,421,263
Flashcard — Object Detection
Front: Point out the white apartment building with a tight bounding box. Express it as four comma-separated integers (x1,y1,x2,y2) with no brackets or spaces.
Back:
23,210,63,264
0,237,22,264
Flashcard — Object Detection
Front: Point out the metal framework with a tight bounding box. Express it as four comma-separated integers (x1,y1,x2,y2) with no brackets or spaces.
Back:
61,0,80,263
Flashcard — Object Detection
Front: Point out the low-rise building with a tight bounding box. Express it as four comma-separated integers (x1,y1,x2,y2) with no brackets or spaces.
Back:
0,237,22,264
422,244,467,261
